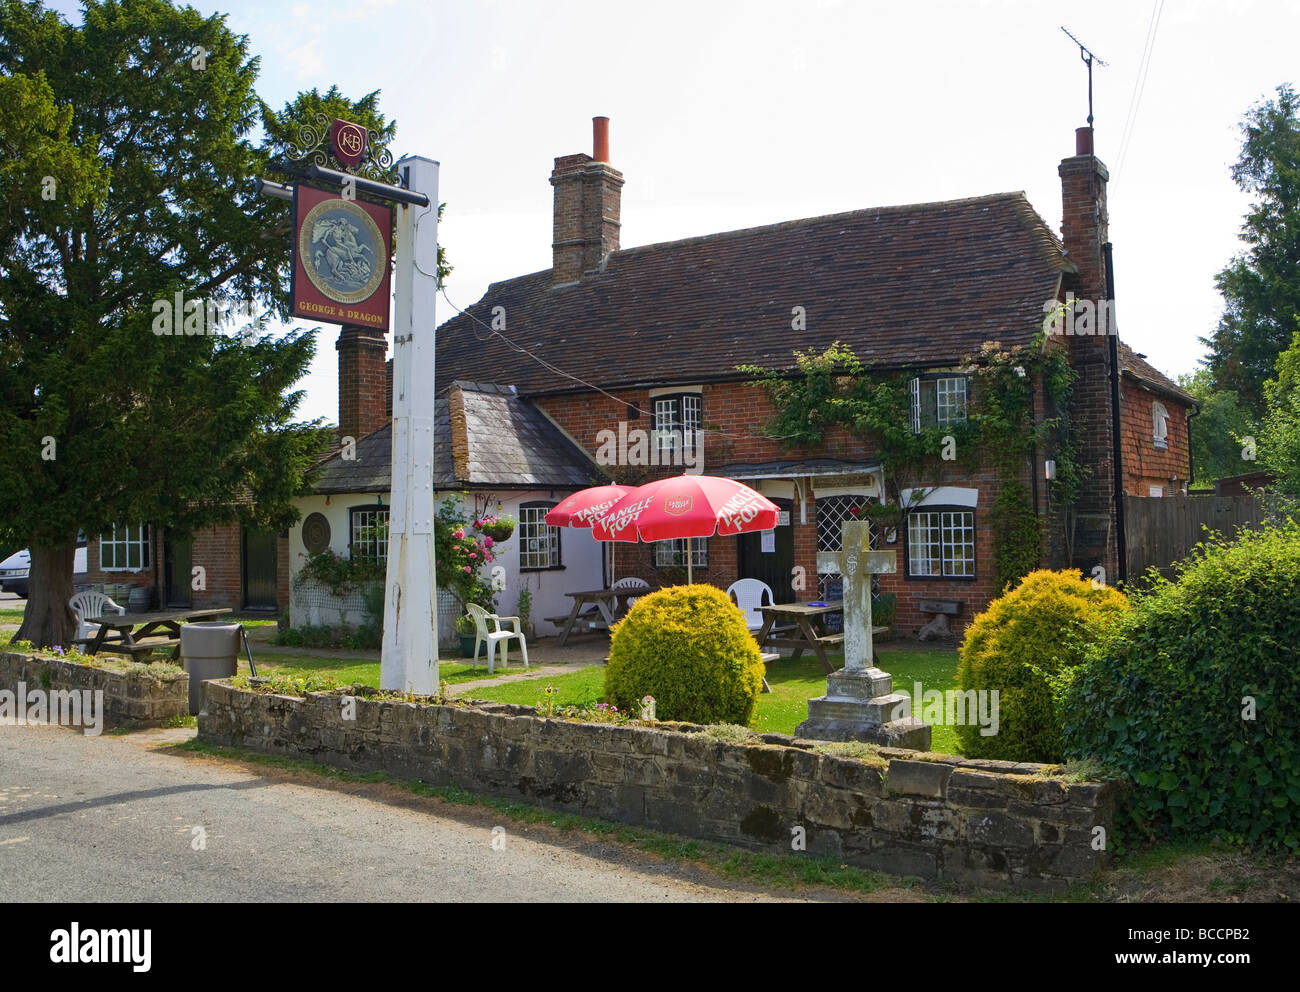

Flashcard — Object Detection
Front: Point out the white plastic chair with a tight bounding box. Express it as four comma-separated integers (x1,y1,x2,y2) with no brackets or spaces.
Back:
466,603,529,676
612,576,651,609
69,591,125,644
726,578,775,632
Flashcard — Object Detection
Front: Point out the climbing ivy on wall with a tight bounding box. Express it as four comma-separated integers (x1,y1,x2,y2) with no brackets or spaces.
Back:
740,335,1080,591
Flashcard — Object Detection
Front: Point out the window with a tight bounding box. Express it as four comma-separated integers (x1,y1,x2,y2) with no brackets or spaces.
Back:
349,507,390,563
906,509,975,578
653,393,702,454
100,524,150,571
519,502,562,570
655,537,707,568
909,374,968,432
1152,401,1169,450
816,493,878,601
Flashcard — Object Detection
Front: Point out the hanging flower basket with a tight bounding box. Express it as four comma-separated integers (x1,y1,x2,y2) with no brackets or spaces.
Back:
478,515,516,542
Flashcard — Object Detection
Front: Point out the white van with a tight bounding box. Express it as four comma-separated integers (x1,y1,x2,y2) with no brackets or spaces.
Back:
0,538,89,598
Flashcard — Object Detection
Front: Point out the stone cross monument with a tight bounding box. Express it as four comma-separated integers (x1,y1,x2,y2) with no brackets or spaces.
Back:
795,520,931,748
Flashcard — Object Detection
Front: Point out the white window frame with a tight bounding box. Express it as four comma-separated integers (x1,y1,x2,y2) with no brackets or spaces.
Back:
349,507,390,564
100,523,151,572
655,537,707,568
1152,401,1169,450
519,503,562,570
653,392,702,454
909,374,968,433
906,509,975,578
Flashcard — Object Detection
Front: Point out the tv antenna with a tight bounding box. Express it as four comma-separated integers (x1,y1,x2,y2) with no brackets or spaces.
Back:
1061,26,1107,128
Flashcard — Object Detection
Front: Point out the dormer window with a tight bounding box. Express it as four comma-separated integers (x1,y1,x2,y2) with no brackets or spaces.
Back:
1152,401,1169,450
909,374,968,432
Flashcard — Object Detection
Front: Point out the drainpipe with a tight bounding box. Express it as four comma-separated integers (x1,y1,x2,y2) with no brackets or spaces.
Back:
1104,243,1127,585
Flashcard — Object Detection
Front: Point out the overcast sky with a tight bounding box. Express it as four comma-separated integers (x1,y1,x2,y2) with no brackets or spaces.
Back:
54,0,1300,425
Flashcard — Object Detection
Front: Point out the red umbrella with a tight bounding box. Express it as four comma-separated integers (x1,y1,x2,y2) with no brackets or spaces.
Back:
545,484,635,528
592,475,779,582
545,484,635,587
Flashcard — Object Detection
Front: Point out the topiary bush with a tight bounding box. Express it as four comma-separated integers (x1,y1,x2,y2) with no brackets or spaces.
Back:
956,569,1130,762
605,584,765,726
1064,523,1300,851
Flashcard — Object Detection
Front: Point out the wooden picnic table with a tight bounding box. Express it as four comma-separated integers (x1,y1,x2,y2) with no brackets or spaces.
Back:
754,600,887,674
81,607,233,660
553,589,636,647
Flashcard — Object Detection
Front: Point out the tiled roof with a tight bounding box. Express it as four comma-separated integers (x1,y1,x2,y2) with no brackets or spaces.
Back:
306,383,601,494
1118,343,1197,407
435,192,1075,397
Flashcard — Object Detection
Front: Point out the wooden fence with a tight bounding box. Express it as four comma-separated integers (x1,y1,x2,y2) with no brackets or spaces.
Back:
1124,493,1267,582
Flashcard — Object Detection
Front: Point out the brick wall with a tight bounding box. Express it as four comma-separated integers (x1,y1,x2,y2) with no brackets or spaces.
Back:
550,153,623,285
336,324,389,440
1059,130,1119,581
537,379,1040,635
1120,382,1192,495
81,522,285,613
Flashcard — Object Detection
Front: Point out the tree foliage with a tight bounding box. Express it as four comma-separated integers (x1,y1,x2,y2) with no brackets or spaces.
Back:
1176,368,1258,485
1204,84,1300,417
0,0,332,644
1259,329,1300,497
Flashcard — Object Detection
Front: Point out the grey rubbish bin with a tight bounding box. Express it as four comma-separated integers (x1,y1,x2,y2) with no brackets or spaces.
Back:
180,621,242,716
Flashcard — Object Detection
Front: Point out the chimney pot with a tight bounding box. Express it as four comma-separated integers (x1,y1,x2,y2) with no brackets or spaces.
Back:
1075,126,1093,156
593,116,610,163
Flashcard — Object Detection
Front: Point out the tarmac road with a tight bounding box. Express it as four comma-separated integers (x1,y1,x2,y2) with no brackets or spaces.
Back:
0,725,832,903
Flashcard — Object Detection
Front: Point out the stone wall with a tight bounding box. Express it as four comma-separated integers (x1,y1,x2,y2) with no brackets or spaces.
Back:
0,651,189,725
199,681,1120,890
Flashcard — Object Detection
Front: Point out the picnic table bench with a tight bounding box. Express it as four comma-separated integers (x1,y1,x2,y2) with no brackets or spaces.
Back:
79,607,233,660
754,601,887,674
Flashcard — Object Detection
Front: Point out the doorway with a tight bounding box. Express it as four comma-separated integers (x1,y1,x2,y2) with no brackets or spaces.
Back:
735,498,794,604
163,529,193,608
242,527,278,611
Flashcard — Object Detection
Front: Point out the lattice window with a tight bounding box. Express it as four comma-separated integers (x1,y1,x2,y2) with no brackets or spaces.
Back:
815,494,878,601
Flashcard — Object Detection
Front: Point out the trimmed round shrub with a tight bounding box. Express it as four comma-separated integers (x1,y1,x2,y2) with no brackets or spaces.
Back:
956,569,1130,762
605,584,765,726
1064,523,1300,851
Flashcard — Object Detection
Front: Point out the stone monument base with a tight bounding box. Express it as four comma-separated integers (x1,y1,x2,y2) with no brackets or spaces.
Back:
795,667,932,750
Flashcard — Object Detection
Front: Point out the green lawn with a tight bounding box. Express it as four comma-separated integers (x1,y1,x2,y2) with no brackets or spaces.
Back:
470,646,965,754
0,606,25,625
244,651,541,687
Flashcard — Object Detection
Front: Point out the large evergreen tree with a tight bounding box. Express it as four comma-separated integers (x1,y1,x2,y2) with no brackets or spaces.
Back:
0,0,326,646
1177,369,1258,484
1204,84,1300,417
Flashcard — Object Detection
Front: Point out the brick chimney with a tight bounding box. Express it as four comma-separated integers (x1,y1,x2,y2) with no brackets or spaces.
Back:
336,324,388,439
550,116,623,286
1058,126,1119,579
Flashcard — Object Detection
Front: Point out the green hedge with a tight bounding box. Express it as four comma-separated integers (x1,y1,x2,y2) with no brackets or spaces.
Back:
956,569,1130,762
1064,524,1300,851
605,584,765,726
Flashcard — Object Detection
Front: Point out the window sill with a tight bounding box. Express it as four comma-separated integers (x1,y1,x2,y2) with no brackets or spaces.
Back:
520,565,566,573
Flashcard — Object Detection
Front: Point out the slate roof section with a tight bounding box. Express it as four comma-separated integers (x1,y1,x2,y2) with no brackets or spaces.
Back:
1119,342,1197,407
306,383,602,494
435,192,1076,397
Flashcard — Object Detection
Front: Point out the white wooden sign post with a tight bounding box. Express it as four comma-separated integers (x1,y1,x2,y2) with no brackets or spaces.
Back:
381,155,440,693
